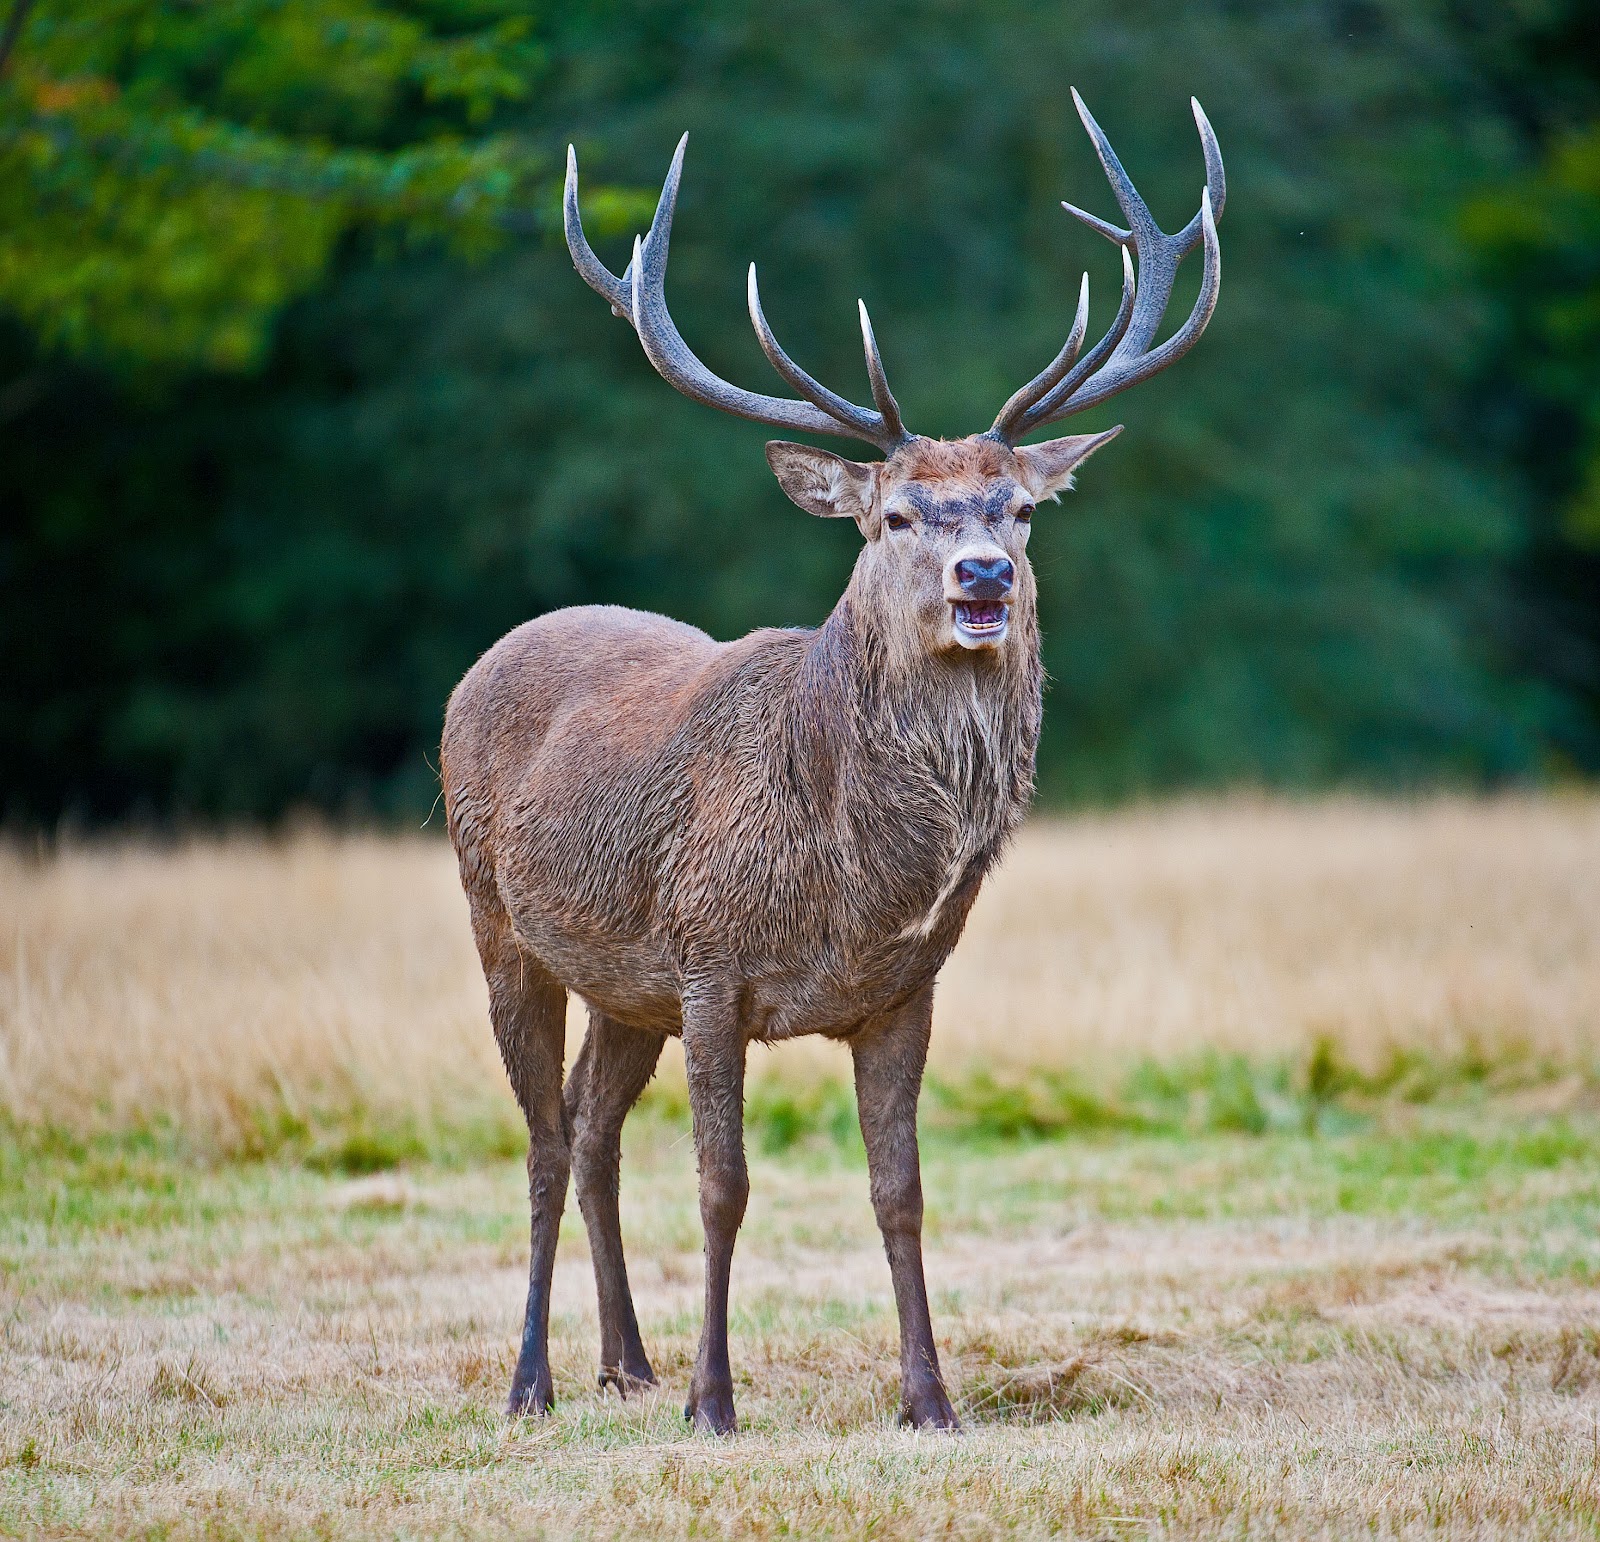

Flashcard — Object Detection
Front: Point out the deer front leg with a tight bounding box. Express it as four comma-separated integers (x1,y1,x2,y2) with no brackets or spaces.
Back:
565,1012,665,1394
852,986,959,1430
681,985,749,1435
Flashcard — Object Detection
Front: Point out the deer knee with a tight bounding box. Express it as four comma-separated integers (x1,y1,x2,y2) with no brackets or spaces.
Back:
568,1118,619,1197
525,1128,570,1209
870,1169,924,1239
698,1163,749,1236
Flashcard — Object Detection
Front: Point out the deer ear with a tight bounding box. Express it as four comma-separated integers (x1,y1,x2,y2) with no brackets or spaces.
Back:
766,442,878,526
1013,426,1124,502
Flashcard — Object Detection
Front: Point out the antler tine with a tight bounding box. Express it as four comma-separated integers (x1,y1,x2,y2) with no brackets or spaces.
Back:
988,268,1096,444
1060,201,1129,246
857,301,907,445
565,144,631,319
1068,87,1159,244
992,92,1224,442
746,266,893,442
1174,98,1226,256
567,134,909,452
1012,247,1137,437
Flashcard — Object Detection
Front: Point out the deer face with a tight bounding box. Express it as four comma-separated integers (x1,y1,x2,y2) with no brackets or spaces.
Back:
765,430,1121,656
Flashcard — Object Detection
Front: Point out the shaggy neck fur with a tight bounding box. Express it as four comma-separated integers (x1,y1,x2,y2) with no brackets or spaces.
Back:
775,560,1043,940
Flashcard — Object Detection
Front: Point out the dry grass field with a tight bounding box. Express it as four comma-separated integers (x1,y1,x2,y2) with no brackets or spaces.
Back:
4,795,1600,1537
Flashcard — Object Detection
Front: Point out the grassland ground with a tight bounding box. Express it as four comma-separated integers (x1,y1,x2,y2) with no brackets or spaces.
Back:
7,1104,1600,1537
2,796,1600,1536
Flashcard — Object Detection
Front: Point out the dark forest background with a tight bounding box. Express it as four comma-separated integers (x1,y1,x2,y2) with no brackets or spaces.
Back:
2,0,1597,825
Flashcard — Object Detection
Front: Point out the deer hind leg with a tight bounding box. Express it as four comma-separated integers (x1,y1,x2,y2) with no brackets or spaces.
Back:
564,1011,665,1395
852,985,959,1430
468,893,570,1417
681,982,749,1435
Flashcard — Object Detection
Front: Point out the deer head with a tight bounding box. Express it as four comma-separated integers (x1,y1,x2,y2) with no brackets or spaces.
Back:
565,92,1224,659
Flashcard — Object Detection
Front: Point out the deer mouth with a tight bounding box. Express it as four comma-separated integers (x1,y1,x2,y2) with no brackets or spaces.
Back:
952,600,1010,646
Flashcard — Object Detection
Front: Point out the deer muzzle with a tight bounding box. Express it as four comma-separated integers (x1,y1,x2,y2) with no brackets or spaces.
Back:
947,552,1015,649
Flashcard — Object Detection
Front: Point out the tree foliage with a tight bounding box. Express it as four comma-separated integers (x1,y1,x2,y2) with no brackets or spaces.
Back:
0,0,553,370
1457,0,1600,767
1,0,1597,823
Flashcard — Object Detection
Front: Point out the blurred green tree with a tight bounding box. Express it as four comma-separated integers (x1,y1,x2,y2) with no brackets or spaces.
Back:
1460,0,1600,767
0,0,636,819
1,0,1595,823
0,0,559,371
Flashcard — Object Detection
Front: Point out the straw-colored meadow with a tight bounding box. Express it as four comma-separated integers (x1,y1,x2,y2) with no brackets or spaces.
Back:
4,795,1600,1537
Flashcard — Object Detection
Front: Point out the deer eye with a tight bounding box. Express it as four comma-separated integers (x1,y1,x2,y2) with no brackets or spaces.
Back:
1015,503,1035,523
885,510,913,532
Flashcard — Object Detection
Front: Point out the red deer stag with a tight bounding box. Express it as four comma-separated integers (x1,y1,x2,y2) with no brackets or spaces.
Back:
442,90,1223,1434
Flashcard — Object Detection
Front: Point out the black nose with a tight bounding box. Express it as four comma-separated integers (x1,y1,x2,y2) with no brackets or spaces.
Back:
953,555,1015,599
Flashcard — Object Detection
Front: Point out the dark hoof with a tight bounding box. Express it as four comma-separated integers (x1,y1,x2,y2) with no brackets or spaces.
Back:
598,1365,657,1399
684,1385,738,1436
900,1387,960,1431
506,1375,555,1418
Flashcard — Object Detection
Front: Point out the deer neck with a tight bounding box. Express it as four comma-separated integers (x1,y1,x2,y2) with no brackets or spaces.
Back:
787,578,1043,826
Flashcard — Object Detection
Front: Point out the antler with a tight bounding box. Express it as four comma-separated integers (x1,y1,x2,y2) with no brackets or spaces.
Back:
565,135,912,453
989,91,1224,445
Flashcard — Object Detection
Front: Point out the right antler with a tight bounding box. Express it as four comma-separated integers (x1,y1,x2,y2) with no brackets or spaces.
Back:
565,135,912,454
988,90,1225,445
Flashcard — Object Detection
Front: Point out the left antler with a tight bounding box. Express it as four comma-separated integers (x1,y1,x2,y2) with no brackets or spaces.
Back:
565,134,912,453
988,90,1225,445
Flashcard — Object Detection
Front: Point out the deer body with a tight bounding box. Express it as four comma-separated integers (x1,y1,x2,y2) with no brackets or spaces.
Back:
446,572,1040,1045
443,91,1224,1433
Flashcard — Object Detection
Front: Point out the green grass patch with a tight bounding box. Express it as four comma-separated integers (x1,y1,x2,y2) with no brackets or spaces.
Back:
0,1088,528,1179
7,1098,1600,1284
722,1039,1594,1154
3,1040,1594,1178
